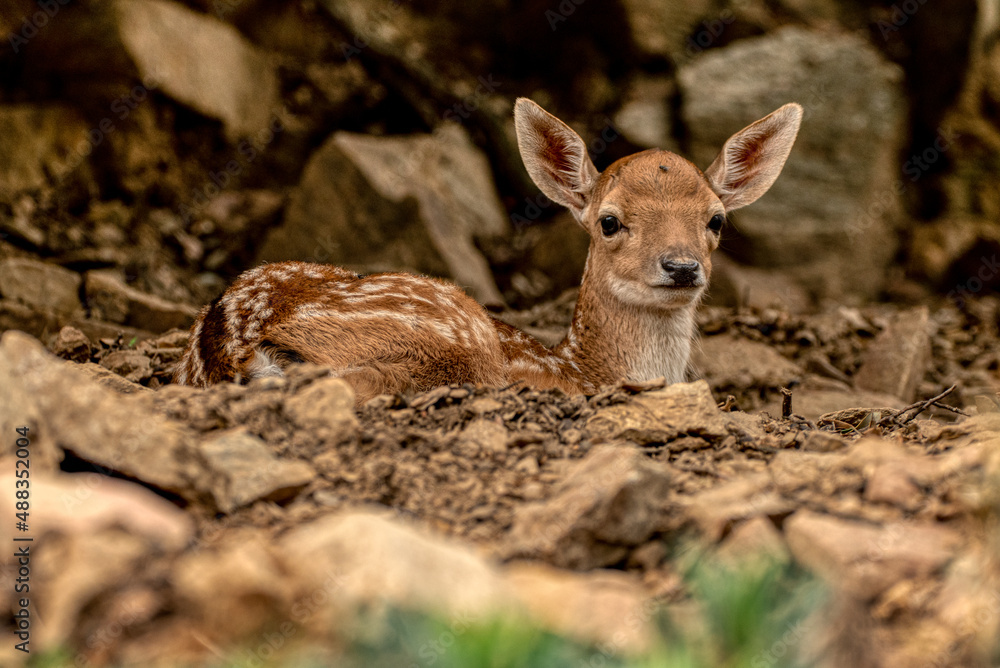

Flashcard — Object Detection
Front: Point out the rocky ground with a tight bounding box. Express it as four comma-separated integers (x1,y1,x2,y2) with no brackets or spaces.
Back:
2,291,1000,667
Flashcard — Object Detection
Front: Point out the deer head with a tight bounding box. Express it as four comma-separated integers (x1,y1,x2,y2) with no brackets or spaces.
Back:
513,98,802,311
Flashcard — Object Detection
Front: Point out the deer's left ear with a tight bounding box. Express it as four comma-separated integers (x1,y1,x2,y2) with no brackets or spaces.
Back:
705,103,802,211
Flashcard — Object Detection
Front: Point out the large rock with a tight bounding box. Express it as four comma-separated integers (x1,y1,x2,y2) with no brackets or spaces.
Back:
0,330,214,499
258,124,508,305
0,258,82,317
679,27,905,298
24,0,279,141
199,428,316,513
693,334,803,390
504,563,651,652
784,510,962,601
587,380,729,443
84,269,198,332
853,307,932,402
683,473,793,541
280,510,513,619
115,0,279,140
505,445,673,569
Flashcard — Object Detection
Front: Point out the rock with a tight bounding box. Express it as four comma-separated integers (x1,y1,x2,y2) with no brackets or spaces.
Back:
504,563,650,652
100,349,153,384
199,428,316,513
716,515,790,564
27,1,279,141
280,510,512,618
0,330,215,500
49,325,91,362
784,510,962,600
282,376,358,440
863,461,923,511
612,75,675,149
77,362,152,395
800,430,847,453
116,0,280,139
506,445,673,569
174,537,295,637
619,0,714,62
706,253,811,311
848,438,960,512
0,298,60,339
32,531,166,651
853,307,932,402
587,380,729,443
768,450,853,496
693,334,803,390
0,105,92,200
259,124,508,305
683,473,792,541
0,258,82,317
0,467,193,550
84,269,198,332
679,27,905,299
455,419,509,458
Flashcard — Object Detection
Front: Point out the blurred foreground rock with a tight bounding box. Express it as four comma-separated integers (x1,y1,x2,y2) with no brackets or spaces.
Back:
506,445,673,569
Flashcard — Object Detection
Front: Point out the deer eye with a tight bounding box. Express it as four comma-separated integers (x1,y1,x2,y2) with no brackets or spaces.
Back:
600,215,622,236
708,214,725,234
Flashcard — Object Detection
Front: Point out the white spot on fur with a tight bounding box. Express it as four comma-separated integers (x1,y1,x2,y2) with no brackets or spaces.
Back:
246,347,284,380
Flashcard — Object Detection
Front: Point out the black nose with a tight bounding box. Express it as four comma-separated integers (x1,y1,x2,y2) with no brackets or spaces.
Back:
660,259,701,287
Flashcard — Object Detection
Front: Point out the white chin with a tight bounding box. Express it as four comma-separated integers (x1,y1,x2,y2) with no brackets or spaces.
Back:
609,278,703,309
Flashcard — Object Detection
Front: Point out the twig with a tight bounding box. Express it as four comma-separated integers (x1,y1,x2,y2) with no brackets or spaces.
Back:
892,384,958,426
780,387,793,420
718,395,737,412
930,401,969,417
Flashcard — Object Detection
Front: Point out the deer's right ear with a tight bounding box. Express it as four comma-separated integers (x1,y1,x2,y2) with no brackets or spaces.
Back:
514,98,599,220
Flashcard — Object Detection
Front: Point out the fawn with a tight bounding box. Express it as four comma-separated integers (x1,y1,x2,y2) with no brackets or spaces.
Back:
174,98,802,404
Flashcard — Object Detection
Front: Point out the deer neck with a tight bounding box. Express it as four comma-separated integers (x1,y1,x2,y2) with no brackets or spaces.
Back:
556,273,696,387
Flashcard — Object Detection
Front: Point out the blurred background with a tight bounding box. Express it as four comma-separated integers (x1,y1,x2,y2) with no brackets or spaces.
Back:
0,0,995,334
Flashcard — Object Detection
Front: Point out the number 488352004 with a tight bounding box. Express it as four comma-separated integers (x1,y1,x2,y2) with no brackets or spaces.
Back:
14,426,30,527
